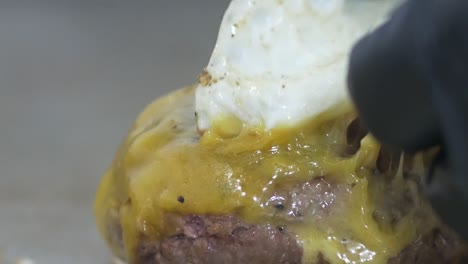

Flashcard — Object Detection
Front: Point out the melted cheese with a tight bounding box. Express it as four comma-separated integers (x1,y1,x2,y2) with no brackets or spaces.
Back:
95,87,433,264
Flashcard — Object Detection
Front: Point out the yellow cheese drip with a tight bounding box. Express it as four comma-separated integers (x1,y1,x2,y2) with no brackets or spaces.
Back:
94,87,431,264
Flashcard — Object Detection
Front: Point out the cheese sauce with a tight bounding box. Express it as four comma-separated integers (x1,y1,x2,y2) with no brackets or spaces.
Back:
95,87,433,264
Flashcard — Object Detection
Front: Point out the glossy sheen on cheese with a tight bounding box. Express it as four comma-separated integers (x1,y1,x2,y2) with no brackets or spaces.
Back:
195,0,400,131
95,87,435,264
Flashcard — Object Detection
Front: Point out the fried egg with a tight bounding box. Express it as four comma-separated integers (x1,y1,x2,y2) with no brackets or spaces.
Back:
196,0,400,131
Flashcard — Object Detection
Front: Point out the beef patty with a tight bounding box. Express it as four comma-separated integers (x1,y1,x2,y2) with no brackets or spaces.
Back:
106,212,467,264
96,88,468,264
104,173,467,264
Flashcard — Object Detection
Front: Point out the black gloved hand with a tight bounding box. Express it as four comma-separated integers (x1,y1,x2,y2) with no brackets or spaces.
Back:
347,0,468,238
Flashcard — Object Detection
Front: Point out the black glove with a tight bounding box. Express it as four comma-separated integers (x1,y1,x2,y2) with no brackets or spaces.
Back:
347,0,468,238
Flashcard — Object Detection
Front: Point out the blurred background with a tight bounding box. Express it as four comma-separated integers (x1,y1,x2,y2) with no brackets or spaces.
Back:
0,0,230,263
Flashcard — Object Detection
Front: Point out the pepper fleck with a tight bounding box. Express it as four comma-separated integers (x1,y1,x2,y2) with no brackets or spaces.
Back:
198,69,213,86
274,203,284,210
177,196,185,204
277,226,284,232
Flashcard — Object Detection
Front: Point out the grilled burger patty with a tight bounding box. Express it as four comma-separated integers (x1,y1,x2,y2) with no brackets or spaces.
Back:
95,87,467,263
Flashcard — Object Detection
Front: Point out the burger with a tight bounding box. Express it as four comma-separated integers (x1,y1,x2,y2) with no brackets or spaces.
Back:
94,0,468,263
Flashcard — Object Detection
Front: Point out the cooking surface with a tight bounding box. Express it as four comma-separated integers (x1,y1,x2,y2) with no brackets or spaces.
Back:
0,1,229,263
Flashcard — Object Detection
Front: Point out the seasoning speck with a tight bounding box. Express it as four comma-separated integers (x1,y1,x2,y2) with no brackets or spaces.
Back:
273,203,284,210
177,196,185,204
277,226,284,232
198,69,213,86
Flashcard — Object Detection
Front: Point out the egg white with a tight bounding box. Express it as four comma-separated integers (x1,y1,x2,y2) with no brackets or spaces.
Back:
196,0,400,131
